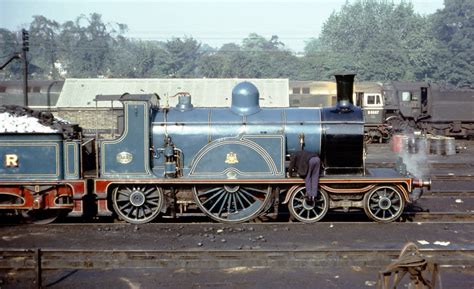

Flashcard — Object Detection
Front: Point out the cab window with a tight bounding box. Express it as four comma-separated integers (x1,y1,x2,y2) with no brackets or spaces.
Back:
365,94,381,106
401,91,412,101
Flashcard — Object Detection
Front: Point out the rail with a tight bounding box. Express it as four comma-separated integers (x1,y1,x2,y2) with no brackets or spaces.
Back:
1,247,472,288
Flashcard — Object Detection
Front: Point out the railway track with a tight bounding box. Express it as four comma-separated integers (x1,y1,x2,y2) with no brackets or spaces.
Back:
1,221,472,288
2,247,472,289
1,247,472,271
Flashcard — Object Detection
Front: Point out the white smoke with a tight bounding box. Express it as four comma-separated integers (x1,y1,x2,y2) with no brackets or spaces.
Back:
397,133,430,179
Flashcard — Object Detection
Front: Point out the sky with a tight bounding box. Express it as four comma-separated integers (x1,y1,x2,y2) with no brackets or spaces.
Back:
0,0,446,53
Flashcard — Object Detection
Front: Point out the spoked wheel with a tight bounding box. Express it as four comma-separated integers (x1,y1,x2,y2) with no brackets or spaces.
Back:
364,186,405,223
193,185,272,223
288,186,329,223
112,185,164,224
385,115,404,132
21,209,64,224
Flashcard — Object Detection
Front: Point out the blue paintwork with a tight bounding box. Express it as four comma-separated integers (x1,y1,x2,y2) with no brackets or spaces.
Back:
100,101,153,178
103,81,363,180
64,140,81,180
152,106,323,179
0,133,65,181
231,82,261,116
188,134,285,179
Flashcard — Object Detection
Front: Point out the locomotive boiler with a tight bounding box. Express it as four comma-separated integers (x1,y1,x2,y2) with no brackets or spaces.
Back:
93,74,429,224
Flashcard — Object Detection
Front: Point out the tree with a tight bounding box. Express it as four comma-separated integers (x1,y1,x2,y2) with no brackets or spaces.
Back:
164,37,202,77
431,0,474,87
108,38,168,78
29,16,61,79
0,29,21,79
58,13,127,77
242,33,284,52
304,0,435,81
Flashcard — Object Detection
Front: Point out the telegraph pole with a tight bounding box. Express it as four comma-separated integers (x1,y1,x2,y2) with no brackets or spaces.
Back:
21,29,29,107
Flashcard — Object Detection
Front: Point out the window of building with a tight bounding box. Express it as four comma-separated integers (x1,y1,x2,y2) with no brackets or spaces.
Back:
32,87,41,93
0,86,6,93
302,87,310,94
292,87,301,94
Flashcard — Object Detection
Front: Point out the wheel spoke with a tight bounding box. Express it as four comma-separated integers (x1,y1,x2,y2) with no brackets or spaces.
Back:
236,191,251,206
127,207,135,217
201,189,225,206
294,197,304,203
244,187,267,194
194,186,271,223
231,193,237,211
146,200,159,206
119,202,132,211
297,208,306,217
240,188,259,201
143,204,152,215
227,192,232,213
198,187,223,197
208,191,227,212
143,187,155,196
235,191,245,209
217,193,229,216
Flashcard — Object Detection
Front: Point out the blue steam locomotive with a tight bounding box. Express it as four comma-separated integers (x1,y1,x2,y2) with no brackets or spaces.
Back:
0,74,430,224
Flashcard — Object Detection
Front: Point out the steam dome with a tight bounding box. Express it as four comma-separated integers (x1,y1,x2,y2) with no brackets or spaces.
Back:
230,82,261,116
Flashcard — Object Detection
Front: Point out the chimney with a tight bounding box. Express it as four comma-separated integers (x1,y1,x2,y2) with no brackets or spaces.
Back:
334,73,355,112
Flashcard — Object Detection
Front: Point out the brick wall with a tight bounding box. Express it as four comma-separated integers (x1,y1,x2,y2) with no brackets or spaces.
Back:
52,108,123,138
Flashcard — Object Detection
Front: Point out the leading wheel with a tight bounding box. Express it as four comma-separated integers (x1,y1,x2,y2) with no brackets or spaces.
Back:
193,185,272,223
288,187,329,223
112,185,164,224
364,186,404,223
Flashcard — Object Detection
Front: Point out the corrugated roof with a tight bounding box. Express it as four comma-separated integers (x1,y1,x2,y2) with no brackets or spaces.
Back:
56,78,289,108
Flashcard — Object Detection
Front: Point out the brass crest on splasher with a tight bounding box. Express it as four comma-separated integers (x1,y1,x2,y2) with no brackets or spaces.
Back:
225,152,239,164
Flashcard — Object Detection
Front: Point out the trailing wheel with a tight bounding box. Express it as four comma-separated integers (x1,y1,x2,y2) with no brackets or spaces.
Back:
112,185,164,224
288,186,329,223
193,185,272,223
364,186,405,223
